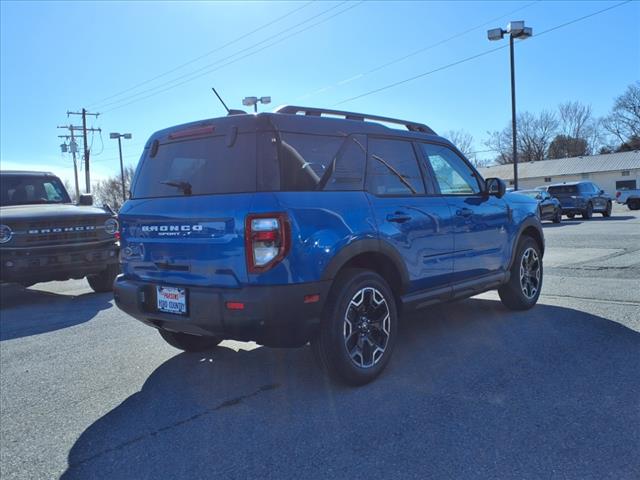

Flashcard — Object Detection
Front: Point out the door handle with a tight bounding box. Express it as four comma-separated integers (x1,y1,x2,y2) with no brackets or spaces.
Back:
456,208,473,217
386,212,412,223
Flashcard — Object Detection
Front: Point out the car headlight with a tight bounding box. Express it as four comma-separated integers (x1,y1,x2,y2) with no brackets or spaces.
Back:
0,225,12,244
104,218,119,235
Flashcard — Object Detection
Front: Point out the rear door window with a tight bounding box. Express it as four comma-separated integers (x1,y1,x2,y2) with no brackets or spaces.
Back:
366,138,425,196
131,134,256,199
278,133,365,191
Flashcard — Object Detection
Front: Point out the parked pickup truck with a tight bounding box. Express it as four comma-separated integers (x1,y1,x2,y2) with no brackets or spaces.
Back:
615,189,640,210
0,170,120,291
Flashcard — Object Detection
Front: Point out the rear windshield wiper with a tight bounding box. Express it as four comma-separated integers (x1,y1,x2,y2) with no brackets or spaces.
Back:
160,180,192,195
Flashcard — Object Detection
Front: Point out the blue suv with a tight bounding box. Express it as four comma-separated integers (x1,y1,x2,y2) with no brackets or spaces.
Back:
114,106,544,385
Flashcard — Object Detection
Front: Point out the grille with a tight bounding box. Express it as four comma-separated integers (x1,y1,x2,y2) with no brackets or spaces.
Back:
22,219,102,245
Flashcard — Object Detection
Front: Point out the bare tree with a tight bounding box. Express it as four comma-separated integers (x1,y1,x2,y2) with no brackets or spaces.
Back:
62,179,77,203
557,101,604,155
548,134,588,159
485,110,558,164
92,166,135,211
442,129,474,157
602,81,640,145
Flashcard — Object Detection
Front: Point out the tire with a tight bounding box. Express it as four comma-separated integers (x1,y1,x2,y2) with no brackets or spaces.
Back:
86,264,119,293
553,209,562,223
498,236,543,311
312,268,398,386
567,213,575,219
602,201,612,217
628,199,640,210
582,202,593,219
158,329,222,352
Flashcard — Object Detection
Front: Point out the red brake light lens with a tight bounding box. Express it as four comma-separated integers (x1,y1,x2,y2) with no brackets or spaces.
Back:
245,213,290,273
168,125,215,140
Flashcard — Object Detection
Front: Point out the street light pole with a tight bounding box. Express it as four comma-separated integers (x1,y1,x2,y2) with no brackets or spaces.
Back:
116,136,125,202
109,132,132,205
509,34,518,191
488,21,532,191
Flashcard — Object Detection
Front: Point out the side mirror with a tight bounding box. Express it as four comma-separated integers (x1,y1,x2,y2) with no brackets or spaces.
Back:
79,193,93,206
535,193,542,200
599,189,605,195
485,177,506,198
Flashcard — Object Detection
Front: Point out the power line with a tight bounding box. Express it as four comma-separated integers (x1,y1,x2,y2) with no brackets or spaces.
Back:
99,1,353,111
88,1,314,108
335,0,633,106
297,0,539,100
100,2,362,113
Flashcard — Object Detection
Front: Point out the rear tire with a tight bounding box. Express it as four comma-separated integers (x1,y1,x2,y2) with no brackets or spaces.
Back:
498,236,543,311
602,201,612,217
158,329,222,352
553,209,562,223
312,268,397,386
582,202,593,219
86,264,119,293
628,199,640,210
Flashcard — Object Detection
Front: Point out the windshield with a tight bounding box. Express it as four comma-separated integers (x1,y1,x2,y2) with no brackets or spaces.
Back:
131,134,257,199
0,174,71,206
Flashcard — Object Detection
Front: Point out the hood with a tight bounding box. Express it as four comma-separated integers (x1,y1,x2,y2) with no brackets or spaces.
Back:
0,204,113,224
504,191,538,206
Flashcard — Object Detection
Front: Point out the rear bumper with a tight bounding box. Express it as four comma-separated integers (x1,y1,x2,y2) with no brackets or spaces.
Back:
113,276,332,347
0,241,119,285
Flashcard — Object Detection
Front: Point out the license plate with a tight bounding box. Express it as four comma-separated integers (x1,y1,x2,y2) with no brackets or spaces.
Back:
156,286,187,315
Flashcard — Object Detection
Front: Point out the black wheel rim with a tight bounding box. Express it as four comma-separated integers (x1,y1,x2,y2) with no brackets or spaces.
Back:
519,247,541,299
343,287,390,369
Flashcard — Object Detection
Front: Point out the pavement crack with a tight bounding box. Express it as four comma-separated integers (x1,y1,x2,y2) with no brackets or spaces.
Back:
67,383,281,470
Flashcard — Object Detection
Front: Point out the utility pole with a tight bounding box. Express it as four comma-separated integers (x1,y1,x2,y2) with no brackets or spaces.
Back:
57,125,80,200
67,109,100,193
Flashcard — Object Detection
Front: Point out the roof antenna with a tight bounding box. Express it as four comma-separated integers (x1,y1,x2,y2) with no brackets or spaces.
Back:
211,87,247,116
211,87,230,114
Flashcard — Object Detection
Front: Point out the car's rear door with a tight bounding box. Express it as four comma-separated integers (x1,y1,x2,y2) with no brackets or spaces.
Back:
365,137,455,293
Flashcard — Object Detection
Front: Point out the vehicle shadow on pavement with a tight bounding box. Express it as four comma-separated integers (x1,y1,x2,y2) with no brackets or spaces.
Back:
60,299,640,480
0,285,112,341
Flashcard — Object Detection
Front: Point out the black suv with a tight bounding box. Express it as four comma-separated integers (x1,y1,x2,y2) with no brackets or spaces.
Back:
0,171,120,291
547,181,612,219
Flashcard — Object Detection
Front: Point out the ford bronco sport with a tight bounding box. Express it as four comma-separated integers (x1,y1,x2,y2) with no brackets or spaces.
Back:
0,170,120,291
114,106,544,385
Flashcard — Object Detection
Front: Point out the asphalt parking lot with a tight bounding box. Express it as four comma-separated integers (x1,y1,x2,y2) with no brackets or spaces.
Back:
1,205,639,480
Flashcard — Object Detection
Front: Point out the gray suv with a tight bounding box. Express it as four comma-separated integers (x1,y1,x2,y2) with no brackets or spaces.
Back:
546,181,613,219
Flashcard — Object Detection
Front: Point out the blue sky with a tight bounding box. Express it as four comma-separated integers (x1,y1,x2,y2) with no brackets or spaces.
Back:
1,0,639,185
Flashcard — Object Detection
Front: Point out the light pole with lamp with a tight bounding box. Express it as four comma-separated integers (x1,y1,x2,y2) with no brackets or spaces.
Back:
109,132,132,204
487,21,532,191
242,96,271,113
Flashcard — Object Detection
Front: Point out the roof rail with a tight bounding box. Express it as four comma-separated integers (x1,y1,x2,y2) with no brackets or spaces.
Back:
274,105,436,135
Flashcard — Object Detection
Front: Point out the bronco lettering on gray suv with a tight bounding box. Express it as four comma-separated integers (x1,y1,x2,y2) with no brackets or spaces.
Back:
114,106,544,385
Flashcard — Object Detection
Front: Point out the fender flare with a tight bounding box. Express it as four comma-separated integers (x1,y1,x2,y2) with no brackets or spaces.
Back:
321,238,410,292
509,216,545,269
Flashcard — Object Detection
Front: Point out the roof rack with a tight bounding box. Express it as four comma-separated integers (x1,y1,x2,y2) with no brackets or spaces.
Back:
274,105,436,135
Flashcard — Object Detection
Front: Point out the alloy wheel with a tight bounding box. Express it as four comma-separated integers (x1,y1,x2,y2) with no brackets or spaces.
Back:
343,287,391,368
519,247,541,299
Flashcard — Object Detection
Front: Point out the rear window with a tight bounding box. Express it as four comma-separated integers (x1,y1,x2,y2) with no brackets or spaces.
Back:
548,185,578,195
131,134,256,199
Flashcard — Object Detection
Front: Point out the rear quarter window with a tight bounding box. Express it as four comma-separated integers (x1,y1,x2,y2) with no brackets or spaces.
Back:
131,134,256,199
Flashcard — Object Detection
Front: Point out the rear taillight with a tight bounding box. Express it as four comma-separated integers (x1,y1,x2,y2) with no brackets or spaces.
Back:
245,213,290,273
616,191,621,198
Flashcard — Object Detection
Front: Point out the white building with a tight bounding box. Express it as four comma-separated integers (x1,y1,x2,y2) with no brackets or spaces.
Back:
478,151,640,194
